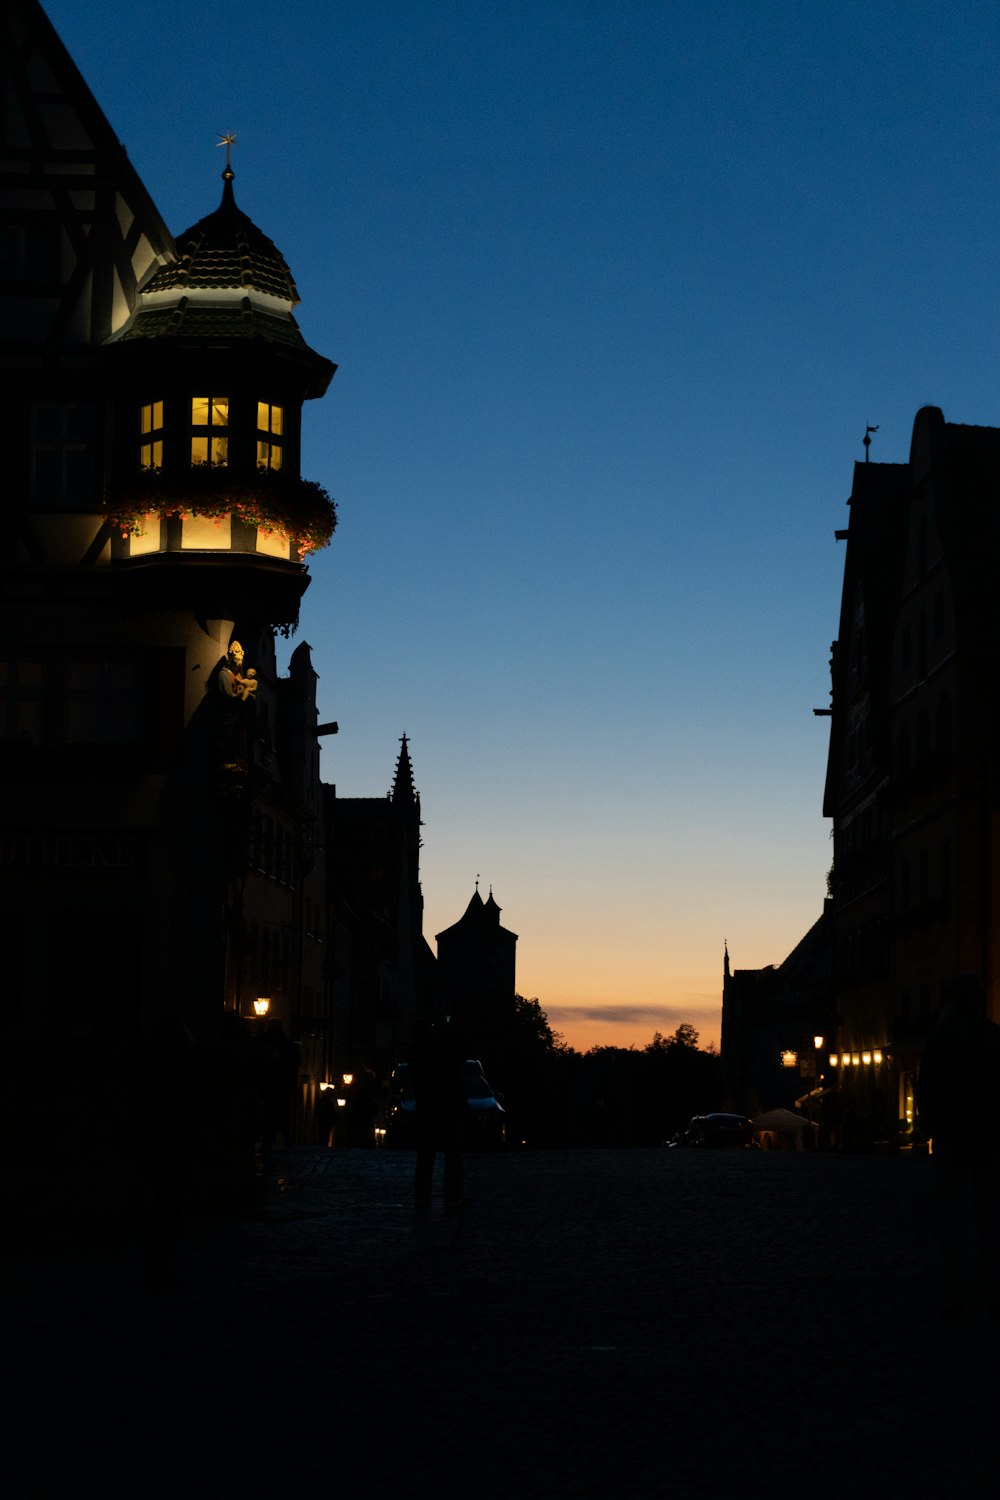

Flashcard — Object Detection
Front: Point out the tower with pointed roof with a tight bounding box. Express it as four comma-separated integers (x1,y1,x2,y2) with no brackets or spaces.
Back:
0,0,336,1063
324,735,436,1082
435,884,518,1037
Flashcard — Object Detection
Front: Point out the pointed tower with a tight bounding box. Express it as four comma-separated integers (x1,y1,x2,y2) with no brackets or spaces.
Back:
0,2,337,1050
325,736,435,1081
436,883,518,1036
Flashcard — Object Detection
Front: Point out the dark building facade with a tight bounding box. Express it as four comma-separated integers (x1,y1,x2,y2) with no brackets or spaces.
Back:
821,407,999,1146
723,407,998,1148
325,735,437,1088
1,1,336,1099
721,915,832,1121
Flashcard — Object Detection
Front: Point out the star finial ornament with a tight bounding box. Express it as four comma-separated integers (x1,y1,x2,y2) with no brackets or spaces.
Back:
217,131,237,171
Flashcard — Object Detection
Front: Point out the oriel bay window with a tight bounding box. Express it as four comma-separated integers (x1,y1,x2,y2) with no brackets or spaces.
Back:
191,395,229,465
139,401,163,470
256,401,284,470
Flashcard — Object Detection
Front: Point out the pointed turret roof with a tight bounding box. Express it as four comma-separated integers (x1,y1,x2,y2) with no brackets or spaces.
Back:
391,733,418,807
113,163,331,377
435,884,518,944
141,166,300,304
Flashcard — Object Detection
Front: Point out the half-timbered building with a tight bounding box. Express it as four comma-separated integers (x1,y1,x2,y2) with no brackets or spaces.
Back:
1,0,336,1106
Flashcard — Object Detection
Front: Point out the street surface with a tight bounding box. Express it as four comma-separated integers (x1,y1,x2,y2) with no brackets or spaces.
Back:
7,1148,997,1498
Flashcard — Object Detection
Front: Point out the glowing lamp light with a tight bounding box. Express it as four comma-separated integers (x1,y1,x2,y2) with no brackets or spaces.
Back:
852,1053,861,1067
829,1053,839,1068
862,1051,872,1066
814,1035,825,1050
336,1096,347,1108
780,1050,798,1068
342,1072,354,1086
253,996,270,1018
873,1049,883,1065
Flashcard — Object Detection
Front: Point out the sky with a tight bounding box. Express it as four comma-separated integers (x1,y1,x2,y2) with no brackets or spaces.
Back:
44,0,1000,1051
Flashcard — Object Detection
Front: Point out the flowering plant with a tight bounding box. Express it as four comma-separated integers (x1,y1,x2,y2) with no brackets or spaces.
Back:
106,466,337,555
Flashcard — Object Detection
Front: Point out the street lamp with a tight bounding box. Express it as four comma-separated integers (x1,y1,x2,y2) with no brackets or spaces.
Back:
254,996,270,1018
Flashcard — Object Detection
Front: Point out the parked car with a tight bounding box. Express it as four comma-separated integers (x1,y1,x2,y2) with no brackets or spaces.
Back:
666,1113,756,1149
386,1059,507,1150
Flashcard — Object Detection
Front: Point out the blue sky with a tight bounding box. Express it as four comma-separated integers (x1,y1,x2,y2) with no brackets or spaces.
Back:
46,0,1000,1048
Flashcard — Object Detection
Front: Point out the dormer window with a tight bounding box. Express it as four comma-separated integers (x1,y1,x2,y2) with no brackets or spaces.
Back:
191,396,229,466
139,401,163,470
256,402,284,471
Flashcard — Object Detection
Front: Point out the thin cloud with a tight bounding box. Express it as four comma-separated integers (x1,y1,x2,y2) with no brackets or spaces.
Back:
545,1003,708,1028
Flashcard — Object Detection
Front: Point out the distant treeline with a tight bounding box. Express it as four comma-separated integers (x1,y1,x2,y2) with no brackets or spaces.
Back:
467,997,723,1149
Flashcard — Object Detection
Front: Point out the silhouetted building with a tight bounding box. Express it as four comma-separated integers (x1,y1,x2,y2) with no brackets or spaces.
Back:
325,735,437,1084
822,407,999,1146
1,2,334,1091
721,915,832,1120
436,885,517,1043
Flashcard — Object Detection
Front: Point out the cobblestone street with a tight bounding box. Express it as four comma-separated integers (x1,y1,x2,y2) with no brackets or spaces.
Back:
8,1147,998,1499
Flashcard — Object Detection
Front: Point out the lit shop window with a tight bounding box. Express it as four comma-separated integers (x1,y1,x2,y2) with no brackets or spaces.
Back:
139,401,163,470
191,395,229,465
256,402,283,470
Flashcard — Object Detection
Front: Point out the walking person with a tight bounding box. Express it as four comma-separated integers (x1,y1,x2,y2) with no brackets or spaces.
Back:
408,1018,466,1213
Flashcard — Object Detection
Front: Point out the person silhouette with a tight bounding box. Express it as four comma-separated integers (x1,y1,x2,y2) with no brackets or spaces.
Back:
407,1017,466,1213
916,973,1000,1321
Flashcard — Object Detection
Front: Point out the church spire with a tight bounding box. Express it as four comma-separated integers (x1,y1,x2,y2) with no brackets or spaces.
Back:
391,733,417,806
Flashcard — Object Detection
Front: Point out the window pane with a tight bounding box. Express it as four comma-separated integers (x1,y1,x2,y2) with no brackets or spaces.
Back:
152,401,163,430
210,436,228,465
257,402,268,432
191,436,208,464
256,439,269,467
271,405,283,436
64,405,94,444
269,445,282,470
141,404,152,435
211,397,229,426
32,404,62,441
192,396,209,425
64,445,95,500
31,449,61,496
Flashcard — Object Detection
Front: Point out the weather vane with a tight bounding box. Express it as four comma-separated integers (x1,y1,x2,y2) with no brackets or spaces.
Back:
863,423,879,463
217,131,237,170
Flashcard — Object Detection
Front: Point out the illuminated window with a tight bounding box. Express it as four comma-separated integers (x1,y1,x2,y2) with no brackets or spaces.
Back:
256,401,284,471
191,395,229,466
30,403,96,502
139,401,163,470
